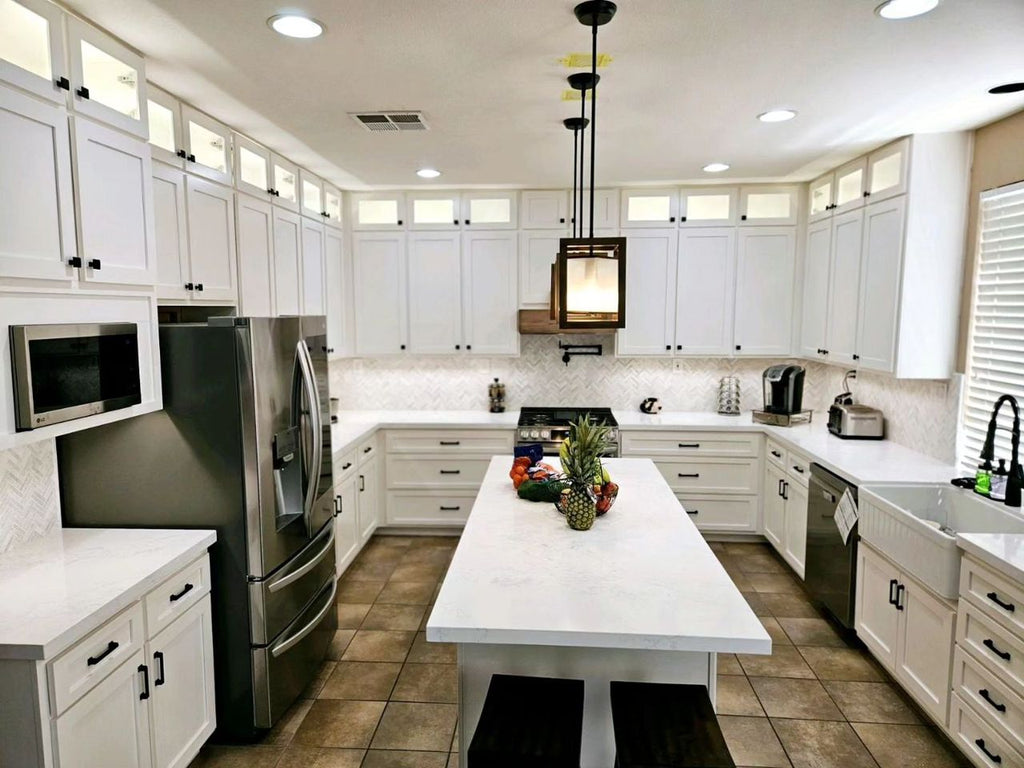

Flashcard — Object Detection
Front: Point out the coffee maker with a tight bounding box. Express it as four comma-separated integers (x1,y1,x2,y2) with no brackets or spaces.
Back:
763,365,805,414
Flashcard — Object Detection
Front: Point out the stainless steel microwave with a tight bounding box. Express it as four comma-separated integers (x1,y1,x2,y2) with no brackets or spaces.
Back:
10,323,142,431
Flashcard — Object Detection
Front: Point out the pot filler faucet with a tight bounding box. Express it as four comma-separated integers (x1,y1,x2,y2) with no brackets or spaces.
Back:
981,394,1023,508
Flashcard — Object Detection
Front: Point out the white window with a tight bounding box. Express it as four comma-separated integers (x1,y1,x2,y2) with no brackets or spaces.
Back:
960,180,1024,470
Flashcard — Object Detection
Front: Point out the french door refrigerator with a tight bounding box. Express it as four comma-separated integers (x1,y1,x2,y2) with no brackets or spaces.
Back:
58,316,337,739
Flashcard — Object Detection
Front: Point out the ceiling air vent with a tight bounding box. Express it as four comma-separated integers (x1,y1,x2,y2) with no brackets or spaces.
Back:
351,112,429,133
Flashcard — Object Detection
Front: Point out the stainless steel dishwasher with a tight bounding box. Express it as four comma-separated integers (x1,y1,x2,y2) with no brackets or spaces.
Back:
805,464,858,630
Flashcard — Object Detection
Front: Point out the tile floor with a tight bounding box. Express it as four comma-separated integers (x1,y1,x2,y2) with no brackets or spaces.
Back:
189,537,970,768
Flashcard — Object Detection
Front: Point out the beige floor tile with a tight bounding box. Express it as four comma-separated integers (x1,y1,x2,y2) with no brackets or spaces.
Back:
717,675,765,716
188,745,283,768
362,603,427,631
355,546,407,566
337,603,372,629
260,697,313,745
718,653,745,675
342,630,417,662
371,702,459,752
372,535,417,547
760,617,793,646
301,661,337,699
337,579,386,603
777,617,846,647
293,699,386,749
852,723,968,768
276,745,365,768
728,569,755,591
326,629,357,661
361,749,450,768
390,562,446,582
737,552,790,574
345,560,398,581
742,591,773,617
319,661,402,700
823,681,922,724
748,677,844,720
738,645,815,678
718,715,791,767
771,719,878,768
393,663,459,703
748,572,805,595
377,581,437,605
407,631,458,664
708,541,728,553
447,753,459,768
399,547,454,566
761,593,820,619
798,647,885,681
724,542,773,556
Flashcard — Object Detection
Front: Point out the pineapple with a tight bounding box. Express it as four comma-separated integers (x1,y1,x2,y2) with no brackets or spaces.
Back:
560,415,610,531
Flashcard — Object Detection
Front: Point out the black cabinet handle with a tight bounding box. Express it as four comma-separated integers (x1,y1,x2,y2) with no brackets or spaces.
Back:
677,472,700,478
979,688,1007,713
177,149,187,159
363,446,372,454
894,583,904,610
984,638,1012,661
196,283,204,292
975,739,1002,764
686,509,699,515
863,190,871,198
792,465,805,474
771,450,782,458
359,474,365,492
153,651,166,686
888,578,898,606
321,211,329,218
440,505,461,511
185,282,194,290
852,354,860,361
169,582,194,602
76,85,90,99
268,188,276,196
440,469,461,475
187,153,196,163
68,256,83,268
440,441,461,446
139,664,150,700
988,592,1016,612
782,481,789,501
341,462,352,470
334,495,342,515
273,189,281,197
559,217,565,223
56,76,70,90
87,640,119,666
87,258,101,270
778,478,784,497
678,443,700,449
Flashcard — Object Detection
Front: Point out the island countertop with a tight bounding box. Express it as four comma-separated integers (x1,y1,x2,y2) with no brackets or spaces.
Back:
427,457,771,654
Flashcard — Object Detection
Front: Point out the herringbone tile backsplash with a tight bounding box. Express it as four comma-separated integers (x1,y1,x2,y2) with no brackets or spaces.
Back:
331,335,961,463
0,440,61,554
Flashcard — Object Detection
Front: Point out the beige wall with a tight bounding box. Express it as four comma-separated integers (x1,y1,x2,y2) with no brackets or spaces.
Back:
957,108,1024,371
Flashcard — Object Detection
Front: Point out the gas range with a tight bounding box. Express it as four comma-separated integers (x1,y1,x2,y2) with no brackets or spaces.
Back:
516,407,620,457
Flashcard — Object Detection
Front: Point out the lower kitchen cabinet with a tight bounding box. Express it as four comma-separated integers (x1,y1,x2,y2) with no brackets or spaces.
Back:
856,542,955,725
763,462,786,549
334,472,360,573
762,445,809,578
358,454,381,544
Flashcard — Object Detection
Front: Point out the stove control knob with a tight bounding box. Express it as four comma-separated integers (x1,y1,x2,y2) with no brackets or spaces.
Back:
530,429,540,439
608,429,617,440
541,430,550,440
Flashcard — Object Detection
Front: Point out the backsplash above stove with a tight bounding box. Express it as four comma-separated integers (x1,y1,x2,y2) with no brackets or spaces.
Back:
330,335,961,464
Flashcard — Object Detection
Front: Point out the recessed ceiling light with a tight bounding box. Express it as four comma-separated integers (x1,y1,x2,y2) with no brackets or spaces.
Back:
989,82,1024,95
416,168,441,179
757,109,797,123
703,163,730,173
875,0,939,19
268,14,324,39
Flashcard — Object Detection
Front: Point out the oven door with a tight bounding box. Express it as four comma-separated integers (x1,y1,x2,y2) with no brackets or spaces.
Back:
10,323,141,431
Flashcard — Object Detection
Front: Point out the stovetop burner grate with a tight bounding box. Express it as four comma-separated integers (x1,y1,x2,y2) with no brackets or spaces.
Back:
518,407,618,428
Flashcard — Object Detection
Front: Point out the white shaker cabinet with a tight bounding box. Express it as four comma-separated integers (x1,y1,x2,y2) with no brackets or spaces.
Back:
461,230,518,354
152,163,189,300
233,133,273,199
739,186,799,226
408,191,460,231
272,208,302,316
300,217,326,316
0,0,67,103
334,472,360,573
407,232,463,354
352,232,407,355
352,192,405,230
679,187,738,227
866,138,909,202
235,193,275,316
825,208,864,365
620,188,678,228
146,85,184,168
180,105,231,186
763,462,786,549
324,226,349,357
520,190,568,229
0,83,77,281
856,543,900,667
733,227,796,356
855,196,905,373
799,218,832,359
358,456,381,543
579,189,619,232
184,176,236,302
519,231,563,308
461,192,517,230
615,228,677,356
71,117,157,287
674,227,735,355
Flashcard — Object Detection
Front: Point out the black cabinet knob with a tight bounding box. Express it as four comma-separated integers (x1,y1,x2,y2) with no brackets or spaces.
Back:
397,219,403,225
665,345,671,351
735,344,742,351
852,354,860,361
68,256,83,268
87,258,101,270
680,216,687,222
559,217,565,223
196,283,204,292
454,219,459,225
464,219,470,225
455,344,460,350
669,216,676,222
466,344,472,350
676,345,682,350
400,344,406,350
863,190,871,197
177,149,187,159
185,282,194,290
55,76,70,90
187,153,196,163
76,85,90,99
741,214,748,220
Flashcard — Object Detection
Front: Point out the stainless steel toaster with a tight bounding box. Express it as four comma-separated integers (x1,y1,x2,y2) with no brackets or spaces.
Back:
828,403,885,440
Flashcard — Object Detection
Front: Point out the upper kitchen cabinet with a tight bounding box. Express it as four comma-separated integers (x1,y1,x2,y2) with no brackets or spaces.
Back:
738,186,799,226
352,231,407,354
409,191,460,231
520,190,568,229
352,192,405,230
0,0,67,103
679,187,738,227
461,192,517,230
272,207,302,315
675,227,736,355
233,133,272,198
0,82,77,282
407,231,463,352
180,105,231,185
866,137,909,203
620,188,678,228
71,116,156,286
808,173,833,222
733,226,797,356
66,16,148,139
322,182,343,228
300,168,326,220
146,84,183,167
234,193,275,316
324,226,349,357
461,230,518,354
833,157,868,214
579,188,619,232
519,231,560,308
799,218,832,358
271,154,300,212
300,217,326,315
616,228,678,356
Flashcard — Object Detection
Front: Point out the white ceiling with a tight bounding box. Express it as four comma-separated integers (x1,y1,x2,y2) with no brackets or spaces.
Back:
64,0,1024,190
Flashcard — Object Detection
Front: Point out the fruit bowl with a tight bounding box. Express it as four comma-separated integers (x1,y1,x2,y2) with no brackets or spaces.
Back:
557,482,619,516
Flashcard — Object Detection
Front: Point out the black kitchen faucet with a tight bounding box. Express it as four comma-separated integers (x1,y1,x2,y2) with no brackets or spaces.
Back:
981,394,1023,508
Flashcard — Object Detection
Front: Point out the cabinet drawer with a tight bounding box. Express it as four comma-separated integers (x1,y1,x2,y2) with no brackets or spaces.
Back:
386,491,477,525
621,431,760,458
962,555,1024,640
787,452,811,488
955,646,1024,754
766,438,787,469
958,602,1024,697
334,449,358,482
145,554,211,639
358,437,378,464
676,494,757,532
655,458,758,494
50,602,145,716
950,693,1024,768
386,430,514,454
386,456,491,490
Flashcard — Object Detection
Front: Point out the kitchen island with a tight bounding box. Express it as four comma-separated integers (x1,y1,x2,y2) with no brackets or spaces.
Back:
427,457,770,766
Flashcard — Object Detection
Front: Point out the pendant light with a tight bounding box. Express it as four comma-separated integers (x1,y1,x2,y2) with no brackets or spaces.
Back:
563,116,588,238
556,0,626,331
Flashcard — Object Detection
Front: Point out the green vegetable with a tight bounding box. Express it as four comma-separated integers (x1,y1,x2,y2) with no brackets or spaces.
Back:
517,479,570,503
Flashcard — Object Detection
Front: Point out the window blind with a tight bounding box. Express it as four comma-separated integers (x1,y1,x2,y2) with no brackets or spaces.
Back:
961,180,1024,471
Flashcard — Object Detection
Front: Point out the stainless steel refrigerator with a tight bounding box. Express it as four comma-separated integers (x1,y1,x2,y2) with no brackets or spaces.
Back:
59,316,337,740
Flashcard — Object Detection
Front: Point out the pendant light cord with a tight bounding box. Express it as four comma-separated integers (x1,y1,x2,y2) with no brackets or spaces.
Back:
579,88,587,242
589,21,597,243
571,127,578,238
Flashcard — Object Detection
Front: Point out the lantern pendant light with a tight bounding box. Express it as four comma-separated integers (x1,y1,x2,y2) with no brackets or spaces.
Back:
556,0,626,331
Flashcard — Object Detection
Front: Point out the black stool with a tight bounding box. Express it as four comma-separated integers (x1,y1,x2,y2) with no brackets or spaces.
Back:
467,674,585,768
610,681,735,768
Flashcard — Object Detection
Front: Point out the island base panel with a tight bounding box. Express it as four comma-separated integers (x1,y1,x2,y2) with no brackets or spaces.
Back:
458,643,716,768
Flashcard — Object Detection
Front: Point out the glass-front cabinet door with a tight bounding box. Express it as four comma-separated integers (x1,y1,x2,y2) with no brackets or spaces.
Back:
679,187,738,226
410,192,460,230
461,192,517,229
146,84,183,167
322,183,343,227
271,154,300,212
866,138,909,202
352,192,405,230
0,0,66,102
233,133,272,199
181,105,230,185
834,157,868,214
620,188,678,228
299,168,324,219
739,186,799,226
808,173,834,222
66,16,147,138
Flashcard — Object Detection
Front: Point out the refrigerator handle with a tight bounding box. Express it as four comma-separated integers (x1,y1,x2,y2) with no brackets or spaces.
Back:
293,340,322,537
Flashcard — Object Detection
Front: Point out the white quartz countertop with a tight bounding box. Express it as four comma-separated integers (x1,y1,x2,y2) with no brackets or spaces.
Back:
331,409,957,486
958,533,1024,585
0,528,216,660
426,457,771,654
